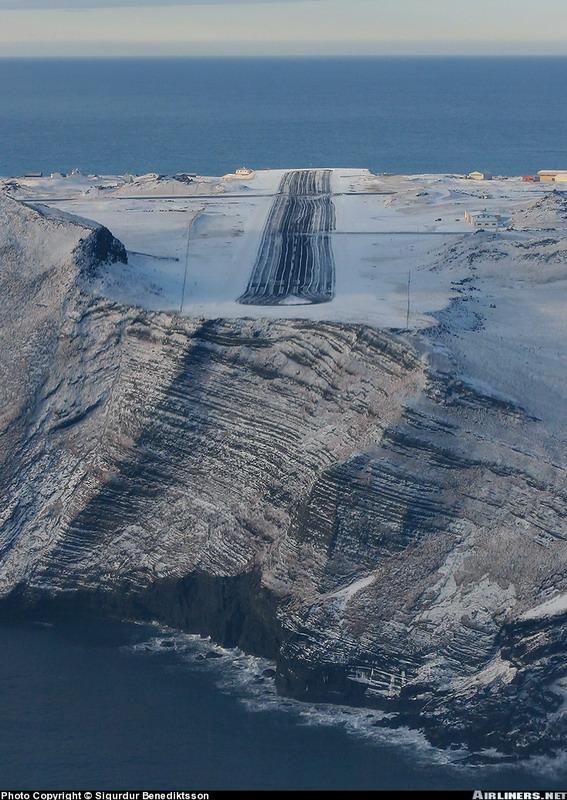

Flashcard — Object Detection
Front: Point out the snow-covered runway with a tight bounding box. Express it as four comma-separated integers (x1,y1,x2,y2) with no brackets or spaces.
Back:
239,169,336,306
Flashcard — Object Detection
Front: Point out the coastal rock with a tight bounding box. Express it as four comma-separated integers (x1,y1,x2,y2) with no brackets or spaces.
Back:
1,191,567,758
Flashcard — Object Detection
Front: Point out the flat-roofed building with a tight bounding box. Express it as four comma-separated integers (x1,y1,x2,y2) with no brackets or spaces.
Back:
468,171,493,181
538,170,567,183
464,210,504,229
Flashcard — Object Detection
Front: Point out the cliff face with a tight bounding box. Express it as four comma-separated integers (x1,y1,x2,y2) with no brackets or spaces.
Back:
1,192,567,758
0,195,126,514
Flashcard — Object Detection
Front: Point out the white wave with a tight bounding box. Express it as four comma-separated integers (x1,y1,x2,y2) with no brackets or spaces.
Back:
123,622,565,780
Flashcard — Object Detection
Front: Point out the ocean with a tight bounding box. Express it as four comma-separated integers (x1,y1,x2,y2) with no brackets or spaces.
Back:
0,57,567,178
0,619,565,790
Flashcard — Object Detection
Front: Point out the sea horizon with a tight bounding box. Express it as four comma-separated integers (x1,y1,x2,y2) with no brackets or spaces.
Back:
2,53,567,59
1,56,566,178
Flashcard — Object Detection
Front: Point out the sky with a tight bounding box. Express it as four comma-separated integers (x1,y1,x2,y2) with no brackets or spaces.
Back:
0,0,566,57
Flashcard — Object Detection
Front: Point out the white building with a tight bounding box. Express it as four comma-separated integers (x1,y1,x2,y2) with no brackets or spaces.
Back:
464,210,504,230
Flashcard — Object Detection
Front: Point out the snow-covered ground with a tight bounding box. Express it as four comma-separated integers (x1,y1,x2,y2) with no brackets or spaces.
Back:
6,167,564,333
6,167,567,431
13,168,564,442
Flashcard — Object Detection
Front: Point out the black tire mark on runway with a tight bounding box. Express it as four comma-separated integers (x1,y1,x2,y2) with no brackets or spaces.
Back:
238,169,336,306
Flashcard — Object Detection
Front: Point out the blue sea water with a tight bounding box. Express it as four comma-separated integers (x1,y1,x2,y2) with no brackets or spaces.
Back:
0,619,565,790
0,57,567,177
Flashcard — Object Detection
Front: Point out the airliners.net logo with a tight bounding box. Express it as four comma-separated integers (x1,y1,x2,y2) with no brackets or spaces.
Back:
473,793,567,800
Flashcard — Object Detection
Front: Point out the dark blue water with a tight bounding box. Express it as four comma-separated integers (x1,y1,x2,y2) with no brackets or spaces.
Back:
0,620,565,790
1,57,567,177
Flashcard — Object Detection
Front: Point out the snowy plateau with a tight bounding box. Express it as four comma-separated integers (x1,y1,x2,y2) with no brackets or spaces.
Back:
1,167,567,758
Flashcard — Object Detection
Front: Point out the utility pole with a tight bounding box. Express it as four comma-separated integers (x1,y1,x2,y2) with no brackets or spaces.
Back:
406,270,412,330
180,208,203,314
180,220,191,314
